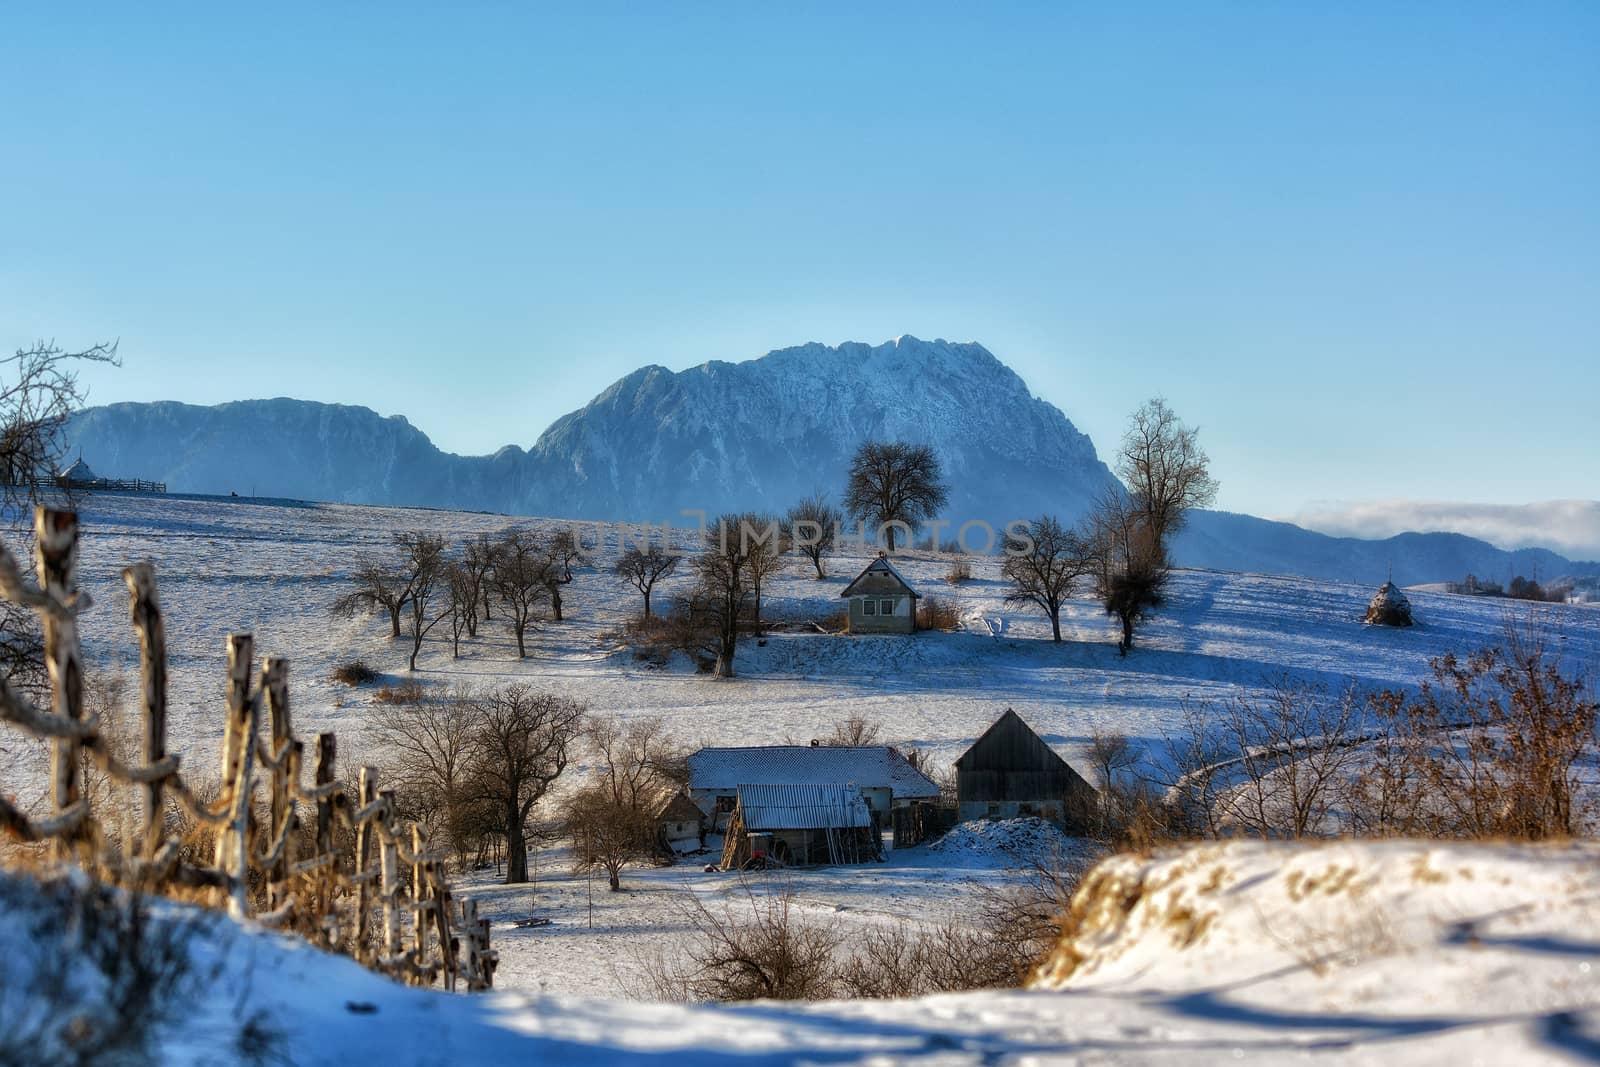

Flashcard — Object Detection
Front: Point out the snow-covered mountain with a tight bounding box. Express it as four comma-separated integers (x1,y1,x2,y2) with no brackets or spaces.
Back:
66,337,1117,523
64,335,1599,585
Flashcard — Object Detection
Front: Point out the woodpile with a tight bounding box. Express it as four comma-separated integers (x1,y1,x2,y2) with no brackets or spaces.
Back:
0,507,496,991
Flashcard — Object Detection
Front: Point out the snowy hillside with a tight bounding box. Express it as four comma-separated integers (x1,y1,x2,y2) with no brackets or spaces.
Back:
6,838,1598,1065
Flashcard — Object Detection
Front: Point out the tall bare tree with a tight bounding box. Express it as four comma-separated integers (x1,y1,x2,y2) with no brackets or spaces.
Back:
843,441,948,552
784,493,841,579
459,534,498,634
1001,516,1094,643
743,515,785,634
616,544,680,619
693,513,760,678
399,534,449,671
1116,398,1218,566
568,714,678,890
370,686,478,863
464,684,585,883
1087,488,1167,656
487,529,550,658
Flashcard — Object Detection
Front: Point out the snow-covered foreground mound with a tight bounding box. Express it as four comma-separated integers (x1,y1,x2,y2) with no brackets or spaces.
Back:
7,839,1599,1065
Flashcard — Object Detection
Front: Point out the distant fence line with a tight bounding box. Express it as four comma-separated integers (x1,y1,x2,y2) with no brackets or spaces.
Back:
0,507,495,991
7,476,168,494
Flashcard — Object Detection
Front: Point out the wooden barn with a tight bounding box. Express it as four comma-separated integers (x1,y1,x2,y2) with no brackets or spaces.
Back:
955,709,1097,831
719,783,878,868
839,553,920,634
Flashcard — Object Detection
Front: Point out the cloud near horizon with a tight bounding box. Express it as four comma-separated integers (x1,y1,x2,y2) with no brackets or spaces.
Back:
1285,500,1600,563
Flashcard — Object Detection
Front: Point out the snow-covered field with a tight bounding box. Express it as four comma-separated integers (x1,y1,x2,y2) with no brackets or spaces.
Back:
4,490,1599,1014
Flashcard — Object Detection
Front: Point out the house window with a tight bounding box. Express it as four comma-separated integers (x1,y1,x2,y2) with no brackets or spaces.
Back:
862,599,877,616
880,598,895,615
986,803,1001,819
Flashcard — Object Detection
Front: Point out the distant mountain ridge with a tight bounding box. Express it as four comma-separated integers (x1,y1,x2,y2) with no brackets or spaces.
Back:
64,336,1599,586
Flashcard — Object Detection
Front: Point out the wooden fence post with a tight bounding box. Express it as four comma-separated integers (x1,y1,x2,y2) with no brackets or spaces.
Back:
122,562,168,860
36,508,86,862
218,633,256,919
313,732,337,948
263,657,293,910
355,765,378,965
378,787,403,963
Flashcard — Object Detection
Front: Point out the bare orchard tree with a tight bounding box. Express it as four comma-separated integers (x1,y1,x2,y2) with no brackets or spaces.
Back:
536,528,584,622
693,513,761,678
464,684,585,884
568,786,654,891
331,531,443,640
1086,728,1142,792
487,528,550,658
369,686,478,863
784,493,841,579
1,340,119,502
459,533,498,634
1001,516,1095,643
843,441,948,552
400,535,450,671
742,514,785,634
445,562,476,658
1086,488,1167,656
1116,398,1218,566
826,714,882,747
615,544,680,620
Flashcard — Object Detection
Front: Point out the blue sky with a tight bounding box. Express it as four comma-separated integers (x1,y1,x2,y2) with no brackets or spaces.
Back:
2,3,1596,520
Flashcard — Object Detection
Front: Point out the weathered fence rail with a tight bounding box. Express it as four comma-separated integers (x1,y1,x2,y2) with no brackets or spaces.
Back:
0,507,495,991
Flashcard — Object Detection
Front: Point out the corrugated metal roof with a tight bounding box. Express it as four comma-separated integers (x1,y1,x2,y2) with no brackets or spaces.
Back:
689,745,941,798
735,783,873,831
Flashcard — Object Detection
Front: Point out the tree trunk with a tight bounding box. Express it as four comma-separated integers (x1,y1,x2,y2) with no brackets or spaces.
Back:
811,555,825,580
550,588,564,622
1051,612,1062,643
409,637,421,672
514,623,527,658
884,525,898,552
608,869,620,891
388,603,402,638
642,588,652,619
1119,613,1134,656
505,807,528,884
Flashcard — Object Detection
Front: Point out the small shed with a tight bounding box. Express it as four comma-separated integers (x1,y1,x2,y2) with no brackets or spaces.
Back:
955,709,1097,831
1365,581,1414,627
56,456,99,487
720,783,877,868
652,790,706,856
840,553,920,634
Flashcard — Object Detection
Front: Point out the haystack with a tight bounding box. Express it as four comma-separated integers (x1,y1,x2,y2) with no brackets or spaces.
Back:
1365,581,1413,627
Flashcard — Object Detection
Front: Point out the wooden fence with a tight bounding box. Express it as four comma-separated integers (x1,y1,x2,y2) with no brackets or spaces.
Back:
0,507,495,991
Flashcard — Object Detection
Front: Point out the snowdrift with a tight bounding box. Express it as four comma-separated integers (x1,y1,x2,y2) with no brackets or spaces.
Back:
6,838,1600,1064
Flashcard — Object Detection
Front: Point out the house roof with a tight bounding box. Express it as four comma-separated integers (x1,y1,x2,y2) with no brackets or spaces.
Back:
688,745,941,799
735,783,874,831
652,790,704,823
59,457,98,482
839,554,921,599
955,708,1070,771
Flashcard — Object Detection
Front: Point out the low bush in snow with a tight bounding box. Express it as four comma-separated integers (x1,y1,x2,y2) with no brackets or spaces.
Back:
331,660,379,686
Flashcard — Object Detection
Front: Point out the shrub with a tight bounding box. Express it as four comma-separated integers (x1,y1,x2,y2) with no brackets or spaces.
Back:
332,660,379,686
917,596,960,631
644,882,841,1001
374,679,427,706
944,559,972,584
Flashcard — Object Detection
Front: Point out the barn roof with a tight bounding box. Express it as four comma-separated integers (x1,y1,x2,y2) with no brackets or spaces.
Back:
59,456,98,482
955,708,1070,771
689,745,940,799
651,790,704,823
734,783,874,831
839,554,921,599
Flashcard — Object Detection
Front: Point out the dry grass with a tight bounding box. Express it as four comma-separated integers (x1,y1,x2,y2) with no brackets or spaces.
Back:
374,679,427,706
917,596,960,631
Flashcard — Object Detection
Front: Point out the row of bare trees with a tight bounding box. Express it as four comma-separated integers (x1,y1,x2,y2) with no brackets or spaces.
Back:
1001,399,1217,654
334,527,585,667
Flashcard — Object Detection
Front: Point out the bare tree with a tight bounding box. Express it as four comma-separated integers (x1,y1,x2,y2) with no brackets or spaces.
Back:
463,684,585,883
615,544,680,619
692,513,760,678
331,531,442,640
536,528,584,622
400,535,449,671
1086,728,1141,792
459,534,498,634
487,529,550,658
444,562,475,657
1,340,120,502
742,514,785,634
784,493,841,579
827,714,881,747
843,441,948,552
369,686,478,863
1002,516,1094,643
1116,398,1218,566
1086,488,1166,655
